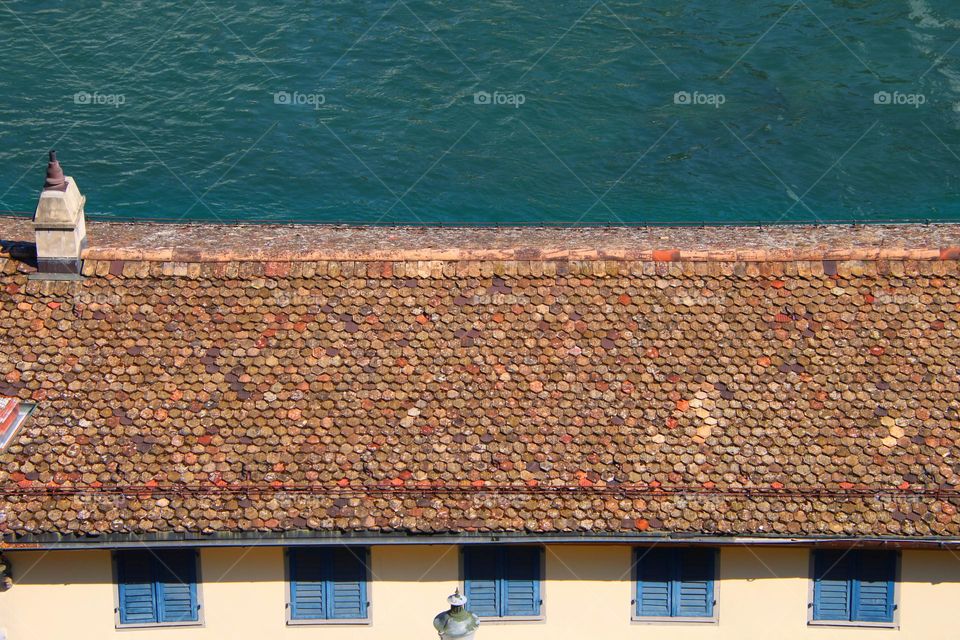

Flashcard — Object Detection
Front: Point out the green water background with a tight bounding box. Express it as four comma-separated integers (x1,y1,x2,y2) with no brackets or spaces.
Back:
1,0,959,225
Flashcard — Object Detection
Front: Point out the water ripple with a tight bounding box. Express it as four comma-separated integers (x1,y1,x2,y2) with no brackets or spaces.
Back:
0,0,958,223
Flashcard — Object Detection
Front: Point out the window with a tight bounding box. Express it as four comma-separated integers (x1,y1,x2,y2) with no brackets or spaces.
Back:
114,549,200,627
462,546,542,619
633,547,716,620
811,549,897,625
287,547,370,623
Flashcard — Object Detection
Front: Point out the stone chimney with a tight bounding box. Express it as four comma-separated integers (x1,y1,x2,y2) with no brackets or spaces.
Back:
32,150,87,277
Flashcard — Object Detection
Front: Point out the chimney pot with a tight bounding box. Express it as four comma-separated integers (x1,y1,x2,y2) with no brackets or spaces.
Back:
43,150,67,192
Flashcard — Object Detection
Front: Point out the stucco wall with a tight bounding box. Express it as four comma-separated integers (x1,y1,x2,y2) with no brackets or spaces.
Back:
0,545,958,639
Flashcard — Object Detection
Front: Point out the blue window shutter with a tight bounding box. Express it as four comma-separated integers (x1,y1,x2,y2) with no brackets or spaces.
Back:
289,547,369,621
290,548,327,620
117,552,158,625
635,548,672,617
852,551,895,623
463,547,500,618
813,550,853,621
329,548,368,619
502,547,541,617
155,551,199,623
675,548,715,618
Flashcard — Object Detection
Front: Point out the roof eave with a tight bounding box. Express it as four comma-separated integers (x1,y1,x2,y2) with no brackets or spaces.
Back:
5,531,960,551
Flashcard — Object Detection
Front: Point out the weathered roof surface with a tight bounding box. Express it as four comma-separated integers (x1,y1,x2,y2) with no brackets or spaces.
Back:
1,219,960,540
3,215,960,262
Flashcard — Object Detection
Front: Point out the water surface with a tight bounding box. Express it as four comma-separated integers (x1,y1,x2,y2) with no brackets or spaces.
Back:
1,1,959,224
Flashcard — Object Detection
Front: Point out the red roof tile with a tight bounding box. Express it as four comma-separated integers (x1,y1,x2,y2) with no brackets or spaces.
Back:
0,223,959,540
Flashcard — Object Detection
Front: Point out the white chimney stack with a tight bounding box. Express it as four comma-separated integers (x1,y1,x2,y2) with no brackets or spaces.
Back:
32,150,87,277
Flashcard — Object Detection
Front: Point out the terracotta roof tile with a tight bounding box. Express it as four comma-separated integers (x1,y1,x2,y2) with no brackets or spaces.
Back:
1,224,960,539
4,216,960,262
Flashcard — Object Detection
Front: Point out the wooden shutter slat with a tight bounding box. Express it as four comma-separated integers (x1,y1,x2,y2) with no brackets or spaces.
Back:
676,548,715,618
329,548,368,619
853,551,895,623
463,547,501,617
117,551,158,625
155,550,199,623
290,548,327,620
813,550,853,621
502,547,540,617
635,548,672,618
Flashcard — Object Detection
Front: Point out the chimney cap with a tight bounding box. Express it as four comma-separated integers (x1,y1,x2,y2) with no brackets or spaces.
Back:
43,150,67,192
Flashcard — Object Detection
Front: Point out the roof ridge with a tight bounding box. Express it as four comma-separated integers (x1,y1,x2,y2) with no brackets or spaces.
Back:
3,217,960,263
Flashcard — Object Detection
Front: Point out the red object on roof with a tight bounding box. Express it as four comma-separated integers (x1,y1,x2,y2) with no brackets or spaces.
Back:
0,398,20,437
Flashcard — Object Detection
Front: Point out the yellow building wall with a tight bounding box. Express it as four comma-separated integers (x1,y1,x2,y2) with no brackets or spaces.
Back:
0,545,958,639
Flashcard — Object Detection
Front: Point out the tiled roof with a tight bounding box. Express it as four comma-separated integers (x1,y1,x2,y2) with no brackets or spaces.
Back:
1,221,960,540
3,216,960,262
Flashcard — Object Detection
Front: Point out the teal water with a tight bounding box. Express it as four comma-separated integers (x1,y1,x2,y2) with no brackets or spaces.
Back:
1,1,960,225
